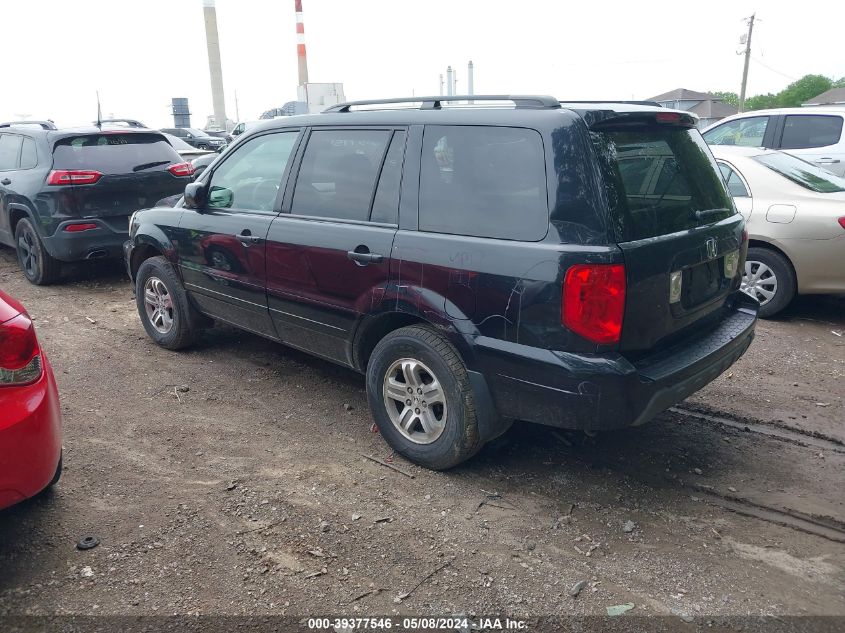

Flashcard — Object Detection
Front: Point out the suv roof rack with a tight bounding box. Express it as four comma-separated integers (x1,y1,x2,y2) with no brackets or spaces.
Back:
324,95,561,113
0,120,57,130
559,100,662,108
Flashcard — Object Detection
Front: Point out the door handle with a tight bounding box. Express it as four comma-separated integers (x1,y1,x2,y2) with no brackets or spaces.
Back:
347,246,384,265
0,178,10,185
817,158,841,164
237,229,262,247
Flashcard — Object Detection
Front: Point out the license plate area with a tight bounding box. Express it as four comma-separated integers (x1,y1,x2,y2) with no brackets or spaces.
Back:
681,259,723,308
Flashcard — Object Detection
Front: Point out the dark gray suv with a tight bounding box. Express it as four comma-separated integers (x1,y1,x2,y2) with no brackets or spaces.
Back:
125,95,757,470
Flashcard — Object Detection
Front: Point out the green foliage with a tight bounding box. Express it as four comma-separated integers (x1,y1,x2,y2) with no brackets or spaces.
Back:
775,75,832,108
745,93,777,111
711,91,739,107
715,74,840,111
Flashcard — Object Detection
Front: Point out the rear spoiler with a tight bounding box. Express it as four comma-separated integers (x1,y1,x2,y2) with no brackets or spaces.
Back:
574,109,698,129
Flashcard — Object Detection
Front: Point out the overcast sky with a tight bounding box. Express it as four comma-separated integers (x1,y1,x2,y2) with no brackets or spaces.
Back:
2,0,842,128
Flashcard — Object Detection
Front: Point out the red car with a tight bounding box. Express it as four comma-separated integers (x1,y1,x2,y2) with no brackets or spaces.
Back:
0,290,62,510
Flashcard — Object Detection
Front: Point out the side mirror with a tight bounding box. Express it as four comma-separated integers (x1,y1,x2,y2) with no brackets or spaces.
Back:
208,186,234,209
184,182,207,209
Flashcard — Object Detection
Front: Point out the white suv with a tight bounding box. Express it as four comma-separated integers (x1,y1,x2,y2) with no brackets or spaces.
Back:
702,108,845,176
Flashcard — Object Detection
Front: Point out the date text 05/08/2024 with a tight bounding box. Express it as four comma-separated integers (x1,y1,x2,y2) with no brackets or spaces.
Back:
306,617,528,630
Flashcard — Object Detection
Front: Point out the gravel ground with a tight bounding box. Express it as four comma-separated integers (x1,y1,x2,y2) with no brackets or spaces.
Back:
0,249,843,623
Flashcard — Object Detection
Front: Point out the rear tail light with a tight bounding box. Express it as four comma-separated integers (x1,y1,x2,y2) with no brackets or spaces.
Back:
0,314,42,386
562,264,626,345
741,228,749,243
656,112,681,124
168,162,195,177
63,223,98,232
838,217,845,230
47,170,102,186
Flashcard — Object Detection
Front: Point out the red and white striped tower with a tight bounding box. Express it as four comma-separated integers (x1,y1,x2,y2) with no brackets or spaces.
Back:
295,0,309,87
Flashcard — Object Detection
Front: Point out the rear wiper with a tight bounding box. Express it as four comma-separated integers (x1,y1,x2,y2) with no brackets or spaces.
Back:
133,160,170,172
694,208,730,220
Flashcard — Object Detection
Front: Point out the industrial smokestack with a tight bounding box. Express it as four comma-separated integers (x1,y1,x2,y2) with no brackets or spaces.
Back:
467,60,474,103
446,66,453,97
295,0,309,86
439,74,444,96
202,0,227,130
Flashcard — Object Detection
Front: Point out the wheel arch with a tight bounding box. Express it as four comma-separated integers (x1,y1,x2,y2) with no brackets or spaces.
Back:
747,238,798,282
129,224,178,282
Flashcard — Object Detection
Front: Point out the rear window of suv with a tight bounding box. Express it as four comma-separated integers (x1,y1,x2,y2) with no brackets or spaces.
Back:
592,126,734,242
53,133,180,174
419,125,548,241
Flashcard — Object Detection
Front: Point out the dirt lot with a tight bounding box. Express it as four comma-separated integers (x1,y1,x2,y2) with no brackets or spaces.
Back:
1,247,843,625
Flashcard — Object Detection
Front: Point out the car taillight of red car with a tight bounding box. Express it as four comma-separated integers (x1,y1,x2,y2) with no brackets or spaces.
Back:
0,313,43,386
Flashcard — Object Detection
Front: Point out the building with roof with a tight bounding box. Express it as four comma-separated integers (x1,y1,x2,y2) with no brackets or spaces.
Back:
802,88,845,107
648,88,738,129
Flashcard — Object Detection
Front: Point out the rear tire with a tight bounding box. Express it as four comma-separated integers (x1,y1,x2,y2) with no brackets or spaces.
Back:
135,256,201,350
366,325,482,470
15,218,62,285
743,247,796,318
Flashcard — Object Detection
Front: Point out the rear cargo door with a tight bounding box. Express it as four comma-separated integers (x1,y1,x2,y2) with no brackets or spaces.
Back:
51,132,188,229
591,118,745,351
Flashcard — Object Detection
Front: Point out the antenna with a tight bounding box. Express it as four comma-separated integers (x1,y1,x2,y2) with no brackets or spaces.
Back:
96,91,102,128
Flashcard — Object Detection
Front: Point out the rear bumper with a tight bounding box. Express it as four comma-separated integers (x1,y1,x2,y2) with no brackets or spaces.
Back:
0,356,62,510
41,218,129,262
474,295,758,431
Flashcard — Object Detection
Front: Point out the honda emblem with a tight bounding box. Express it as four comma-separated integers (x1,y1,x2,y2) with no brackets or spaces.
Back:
705,238,717,260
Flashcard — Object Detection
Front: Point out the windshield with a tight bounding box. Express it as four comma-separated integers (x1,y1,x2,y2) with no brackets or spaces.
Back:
754,152,845,193
186,128,208,137
592,125,735,242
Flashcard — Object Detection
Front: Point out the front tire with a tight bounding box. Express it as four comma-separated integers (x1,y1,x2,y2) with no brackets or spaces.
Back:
742,247,796,318
15,218,61,285
366,326,482,470
135,256,200,349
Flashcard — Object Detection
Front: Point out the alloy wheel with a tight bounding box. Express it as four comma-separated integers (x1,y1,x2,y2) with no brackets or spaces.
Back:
143,276,175,334
742,259,778,306
17,228,38,277
383,358,448,445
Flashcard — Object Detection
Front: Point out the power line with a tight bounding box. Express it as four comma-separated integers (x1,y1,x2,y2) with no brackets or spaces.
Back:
750,56,797,81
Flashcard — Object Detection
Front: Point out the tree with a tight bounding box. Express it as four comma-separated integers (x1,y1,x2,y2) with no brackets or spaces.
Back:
745,93,777,111
833,77,845,88
711,91,739,107
775,74,832,107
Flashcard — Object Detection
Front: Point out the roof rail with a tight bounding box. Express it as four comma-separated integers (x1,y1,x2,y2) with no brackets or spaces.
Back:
0,120,57,130
94,118,147,128
559,100,663,108
324,95,561,113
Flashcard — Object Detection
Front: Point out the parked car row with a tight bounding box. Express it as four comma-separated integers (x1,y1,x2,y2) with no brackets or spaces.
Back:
5,95,837,485
703,107,845,316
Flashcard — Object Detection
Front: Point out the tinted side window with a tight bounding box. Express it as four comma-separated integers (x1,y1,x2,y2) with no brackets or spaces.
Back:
291,129,391,222
419,125,548,241
703,116,769,147
718,163,749,197
208,131,298,211
780,115,843,150
0,134,23,170
370,131,406,224
20,138,37,169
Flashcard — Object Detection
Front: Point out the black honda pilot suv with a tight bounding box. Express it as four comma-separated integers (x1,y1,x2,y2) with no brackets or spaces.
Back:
125,95,758,469
0,121,194,284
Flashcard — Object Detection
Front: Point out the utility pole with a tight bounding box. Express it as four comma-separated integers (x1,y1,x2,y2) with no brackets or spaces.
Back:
738,13,755,113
